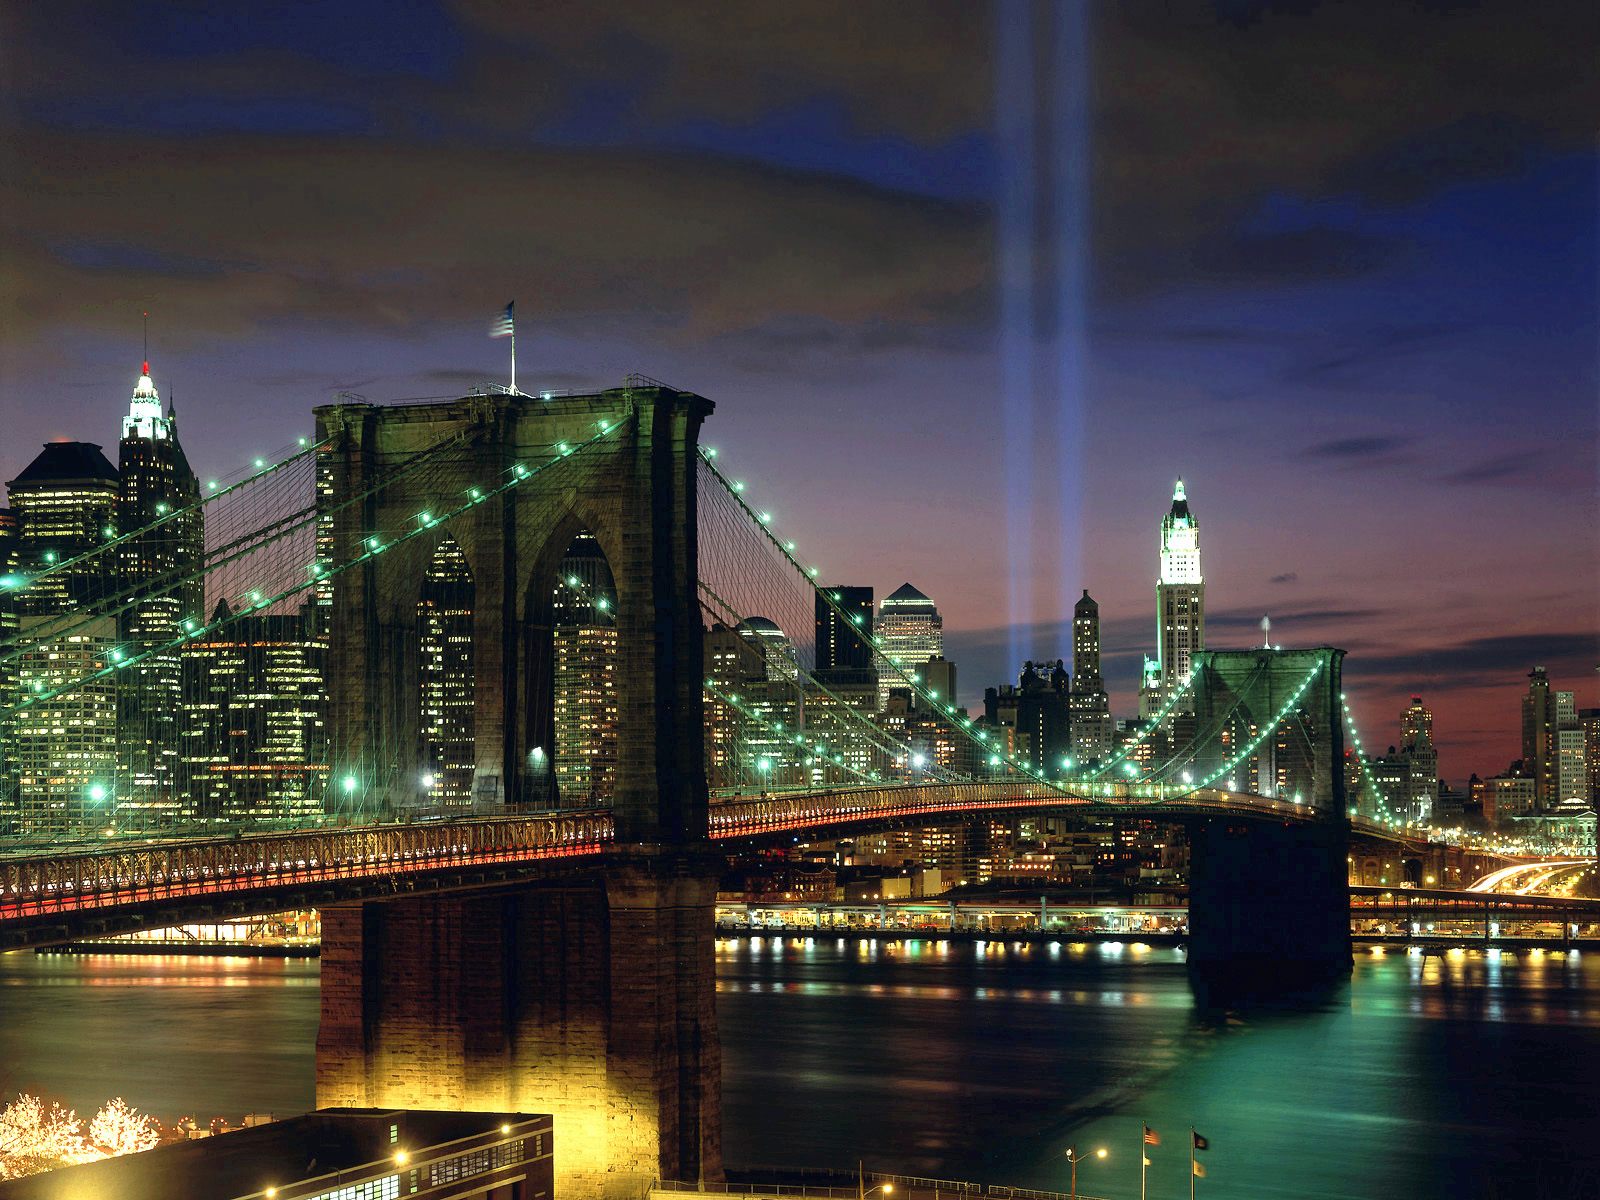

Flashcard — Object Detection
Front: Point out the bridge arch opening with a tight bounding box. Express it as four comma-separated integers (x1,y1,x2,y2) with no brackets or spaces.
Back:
518,521,622,810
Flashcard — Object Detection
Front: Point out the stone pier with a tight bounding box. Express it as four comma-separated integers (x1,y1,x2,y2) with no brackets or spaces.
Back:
316,854,721,1199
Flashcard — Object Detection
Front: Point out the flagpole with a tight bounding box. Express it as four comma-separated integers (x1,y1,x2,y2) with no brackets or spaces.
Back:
1140,1124,1146,1200
510,326,517,395
1190,1127,1196,1200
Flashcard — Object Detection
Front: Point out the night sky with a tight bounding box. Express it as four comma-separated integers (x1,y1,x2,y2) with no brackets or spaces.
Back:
2,2,1595,779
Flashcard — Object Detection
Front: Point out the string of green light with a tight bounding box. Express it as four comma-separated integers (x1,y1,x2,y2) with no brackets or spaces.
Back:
0,435,334,596
7,413,633,713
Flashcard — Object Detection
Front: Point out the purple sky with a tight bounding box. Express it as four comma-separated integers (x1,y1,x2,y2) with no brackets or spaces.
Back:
2,2,1595,780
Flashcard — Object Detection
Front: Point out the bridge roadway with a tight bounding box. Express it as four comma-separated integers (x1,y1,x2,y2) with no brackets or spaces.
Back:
0,781,1520,950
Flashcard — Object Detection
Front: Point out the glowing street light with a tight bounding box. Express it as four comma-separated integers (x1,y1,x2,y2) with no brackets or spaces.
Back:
1064,1146,1108,1200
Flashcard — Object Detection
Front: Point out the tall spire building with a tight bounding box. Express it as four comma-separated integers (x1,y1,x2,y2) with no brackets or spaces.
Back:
1156,479,1204,694
118,358,204,821
1069,589,1113,764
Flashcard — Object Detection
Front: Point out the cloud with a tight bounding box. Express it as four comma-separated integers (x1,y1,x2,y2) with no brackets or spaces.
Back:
1301,436,1410,462
1346,632,1600,690
1438,455,1534,486
1269,572,1298,585
3,0,1596,358
0,131,989,353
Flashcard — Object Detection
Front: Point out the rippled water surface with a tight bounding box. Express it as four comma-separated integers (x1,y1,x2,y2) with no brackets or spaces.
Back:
2,940,1598,1199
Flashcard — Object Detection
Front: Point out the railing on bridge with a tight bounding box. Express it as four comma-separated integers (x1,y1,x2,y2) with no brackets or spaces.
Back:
0,812,613,925
708,781,1332,841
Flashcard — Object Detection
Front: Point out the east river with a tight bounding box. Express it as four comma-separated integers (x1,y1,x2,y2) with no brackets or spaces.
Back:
2,939,1598,1200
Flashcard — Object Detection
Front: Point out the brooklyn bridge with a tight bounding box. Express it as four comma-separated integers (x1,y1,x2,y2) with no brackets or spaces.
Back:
0,382,1553,1196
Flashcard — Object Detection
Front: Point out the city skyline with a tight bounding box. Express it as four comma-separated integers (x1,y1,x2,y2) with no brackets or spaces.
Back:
1,365,1592,787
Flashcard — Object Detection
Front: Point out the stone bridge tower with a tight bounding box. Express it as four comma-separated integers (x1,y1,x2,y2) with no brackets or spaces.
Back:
313,384,721,1197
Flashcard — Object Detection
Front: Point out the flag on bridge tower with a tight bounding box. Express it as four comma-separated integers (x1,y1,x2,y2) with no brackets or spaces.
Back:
1143,1125,1161,1145
489,301,517,393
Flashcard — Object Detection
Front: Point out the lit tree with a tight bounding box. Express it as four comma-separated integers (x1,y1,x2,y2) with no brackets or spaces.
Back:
0,1094,89,1179
89,1098,159,1157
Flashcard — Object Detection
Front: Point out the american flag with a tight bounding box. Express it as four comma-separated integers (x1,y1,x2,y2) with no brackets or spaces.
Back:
1143,1125,1160,1146
490,301,514,339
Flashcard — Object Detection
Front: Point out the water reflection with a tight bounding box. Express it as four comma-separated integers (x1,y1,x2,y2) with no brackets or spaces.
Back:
0,942,1596,1199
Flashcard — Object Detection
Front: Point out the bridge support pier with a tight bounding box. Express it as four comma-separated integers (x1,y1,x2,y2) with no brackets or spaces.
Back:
1186,816,1351,1004
316,853,721,1199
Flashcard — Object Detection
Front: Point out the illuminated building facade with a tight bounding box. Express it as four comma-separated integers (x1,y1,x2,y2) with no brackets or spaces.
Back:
1070,589,1113,764
875,582,942,711
1521,667,1558,807
1155,479,1204,695
5,442,121,829
117,361,204,820
178,598,327,820
551,532,617,806
418,537,475,805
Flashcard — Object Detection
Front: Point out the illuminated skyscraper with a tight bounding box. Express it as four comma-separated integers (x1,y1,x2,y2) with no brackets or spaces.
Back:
0,508,17,820
1522,667,1557,807
179,598,327,821
117,359,204,820
418,537,475,805
1155,479,1204,692
5,442,121,829
1400,696,1433,749
551,533,617,806
876,583,942,710
1069,589,1113,764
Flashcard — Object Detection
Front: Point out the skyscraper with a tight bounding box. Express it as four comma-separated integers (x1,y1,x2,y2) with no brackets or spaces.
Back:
418,537,476,805
1155,480,1204,693
178,598,327,821
815,586,874,675
5,442,121,829
1400,696,1433,749
551,533,618,806
117,359,204,820
1399,694,1438,821
876,583,942,710
1522,667,1557,808
1070,589,1113,764
0,508,18,821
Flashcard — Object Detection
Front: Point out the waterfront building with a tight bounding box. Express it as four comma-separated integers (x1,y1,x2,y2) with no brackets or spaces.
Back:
5,442,120,830
1522,667,1558,807
551,532,618,807
116,359,204,821
178,598,327,821
0,1109,553,1200
875,582,943,710
1070,589,1114,765
1155,479,1204,695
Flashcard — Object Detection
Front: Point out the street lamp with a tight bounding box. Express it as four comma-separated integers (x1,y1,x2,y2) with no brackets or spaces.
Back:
856,1163,894,1200
1064,1146,1107,1200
